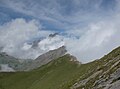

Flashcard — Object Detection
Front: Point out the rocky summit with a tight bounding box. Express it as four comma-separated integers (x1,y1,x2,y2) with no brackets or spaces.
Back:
22,46,67,71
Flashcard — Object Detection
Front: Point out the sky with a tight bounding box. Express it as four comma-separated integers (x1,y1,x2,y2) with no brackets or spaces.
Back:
0,0,120,63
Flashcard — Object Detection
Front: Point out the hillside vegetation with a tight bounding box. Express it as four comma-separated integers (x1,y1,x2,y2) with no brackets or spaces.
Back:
0,47,120,89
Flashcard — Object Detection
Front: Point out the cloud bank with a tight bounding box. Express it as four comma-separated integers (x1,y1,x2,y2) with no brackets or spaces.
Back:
0,0,116,30
0,0,120,63
0,18,64,59
65,18,120,63
1,18,120,63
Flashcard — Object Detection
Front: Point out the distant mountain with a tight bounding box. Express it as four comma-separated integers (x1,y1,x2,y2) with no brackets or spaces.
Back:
0,33,64,60
30,33,60,49
49,33,59,38
31,39,41,49
0,52,35,71
0,46,67,71
0,52,21,71
0,46,120,89
23,46,67,71
0,47,3,51
0,64,15,72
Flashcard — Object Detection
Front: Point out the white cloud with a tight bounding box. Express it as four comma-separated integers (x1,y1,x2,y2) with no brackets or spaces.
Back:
22,43,32,50
0,18,39,45
0,18,38,57
38,35,64,51
0,18,119,63
0,0,120,63
20,35,64,59
0,18,65,59
1,0,114,30
65,19,120,63
0,18,53,59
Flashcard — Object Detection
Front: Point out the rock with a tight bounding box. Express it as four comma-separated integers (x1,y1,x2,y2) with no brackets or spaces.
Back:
23,46,67,71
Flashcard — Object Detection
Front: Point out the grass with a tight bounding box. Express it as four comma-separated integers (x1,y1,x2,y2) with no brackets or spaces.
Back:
0,54,94,89
0,46,120,89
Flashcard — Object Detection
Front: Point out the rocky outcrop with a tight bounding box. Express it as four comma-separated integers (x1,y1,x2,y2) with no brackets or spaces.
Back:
31,39,41,49
71,47,120,89
49,33,59,38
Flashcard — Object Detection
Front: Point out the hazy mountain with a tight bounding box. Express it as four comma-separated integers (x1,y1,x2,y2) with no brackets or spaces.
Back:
49,33,59,38
22,46,67,71
0,47,3,51
0,52,34,71
0,46,120,89
0,46,67,71
31,33,59,49
0,52,21,71
31,39,41,49
0,33,64,60
0,64,15,72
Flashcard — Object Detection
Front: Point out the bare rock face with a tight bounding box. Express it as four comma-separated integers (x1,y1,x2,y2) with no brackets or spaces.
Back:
71,47,120,89
71,56,120,89
109,80,120,89
31,39,41,49
49,33,59,38
24,46,67,71
104,68,120,89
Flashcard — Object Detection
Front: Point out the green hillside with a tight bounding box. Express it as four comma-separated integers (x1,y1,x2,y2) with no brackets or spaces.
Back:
0,54,81,89
0,47,120,89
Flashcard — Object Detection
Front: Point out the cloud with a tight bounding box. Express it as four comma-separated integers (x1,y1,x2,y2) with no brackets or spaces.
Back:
0,19,39,50
0,18,39,57
0,0,120,63
65,18,120,63
20,35,64,59
0,18,54,59
0,18,65,59
1,18,119,62
38,35,64,50
0,0,116,31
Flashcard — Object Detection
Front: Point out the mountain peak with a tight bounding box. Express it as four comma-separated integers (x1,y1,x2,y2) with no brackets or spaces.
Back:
49,33,59,38
22,46,67,71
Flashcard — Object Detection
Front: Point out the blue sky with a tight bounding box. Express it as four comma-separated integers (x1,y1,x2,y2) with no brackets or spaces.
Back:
0,0,120,63
0,0,117,31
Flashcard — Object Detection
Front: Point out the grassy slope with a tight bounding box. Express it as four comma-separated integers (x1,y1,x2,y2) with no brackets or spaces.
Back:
75,46,120,89
0,46,120,89
0,54,94,89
